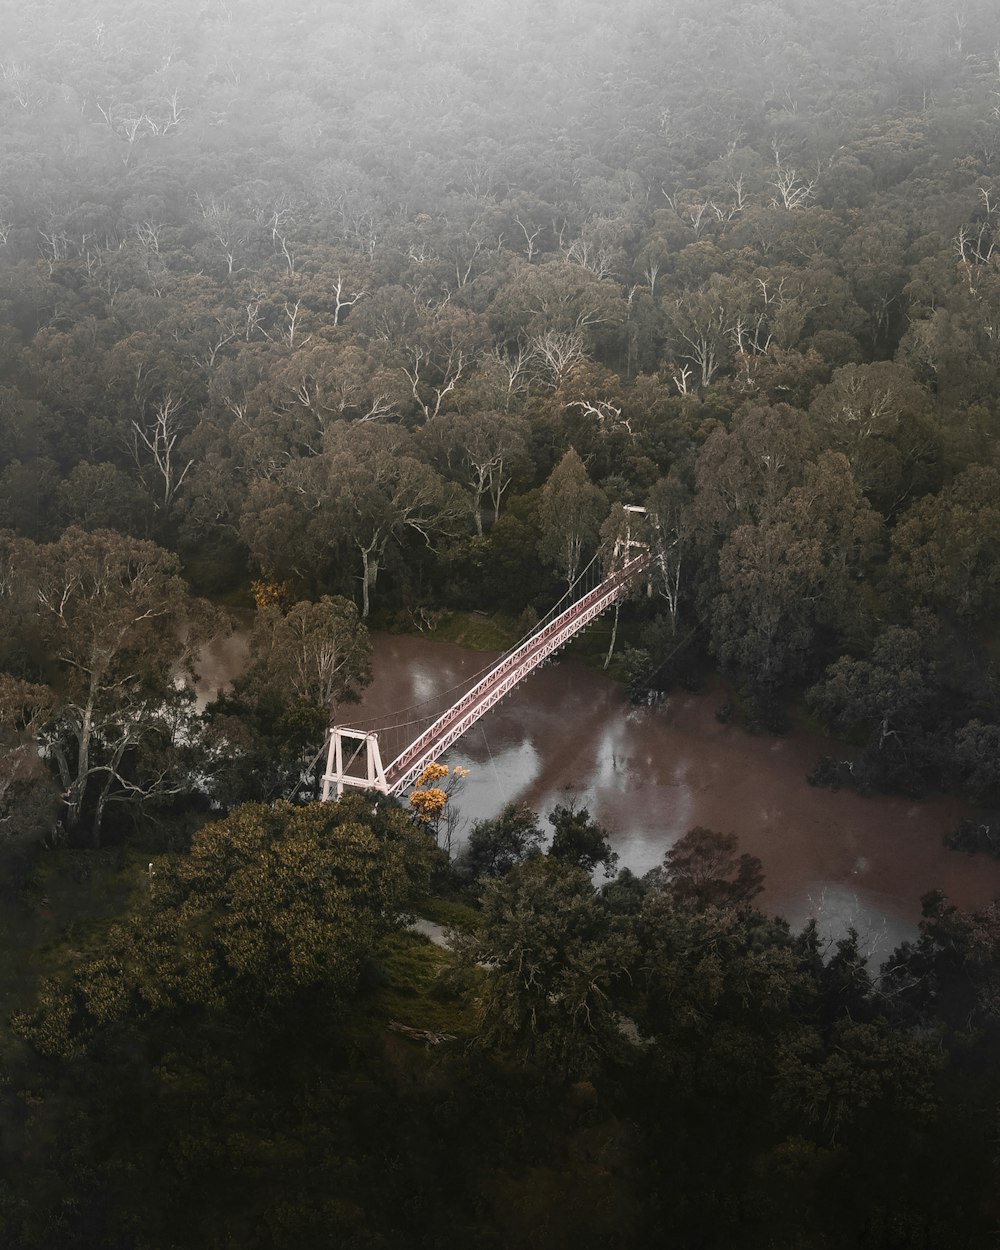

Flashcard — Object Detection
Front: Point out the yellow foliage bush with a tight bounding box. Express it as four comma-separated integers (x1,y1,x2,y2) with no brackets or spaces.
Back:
251,580,290,611
414,761,449,787
409,787,448,818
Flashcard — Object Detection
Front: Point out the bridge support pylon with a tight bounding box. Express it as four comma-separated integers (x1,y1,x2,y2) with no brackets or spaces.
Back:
320,727,389,800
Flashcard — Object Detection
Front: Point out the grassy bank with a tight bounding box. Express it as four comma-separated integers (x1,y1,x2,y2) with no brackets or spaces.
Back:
417,609,523,651
383,606,645,683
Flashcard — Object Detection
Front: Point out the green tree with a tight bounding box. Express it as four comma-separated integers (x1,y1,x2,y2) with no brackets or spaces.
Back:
709,452,881,704
806,625,941,791
0,674,60,849
887,465,1000,622
880,891,1000,1030
253,423,468,616
491,257,625,343
807,361,935,509
422,409,529,535
839,219,910,346
596,501,648,668
652,826,764,910
5,795,444,1247
663,272,748,390
16,796,439,1057
455,856,635,1075
691,402,815,543
547,803,619,877
775,1019,940,1146
537,447,608,586
238,595,372,720
58,460,153,535
459,801,544,879
954,719,1000,802
15,527,213,844
711,516,825,701
635,889,812,1104
645,471,694,635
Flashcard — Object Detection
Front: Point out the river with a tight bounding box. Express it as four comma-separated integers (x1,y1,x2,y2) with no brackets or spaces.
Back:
196,627,1000,963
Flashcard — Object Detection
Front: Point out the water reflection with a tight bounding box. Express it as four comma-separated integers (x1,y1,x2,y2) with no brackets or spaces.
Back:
197,625,1000,965
356,635,1000,964
192,616,250,710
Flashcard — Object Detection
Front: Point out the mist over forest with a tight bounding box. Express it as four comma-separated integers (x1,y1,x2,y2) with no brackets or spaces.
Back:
4,1,1000,1247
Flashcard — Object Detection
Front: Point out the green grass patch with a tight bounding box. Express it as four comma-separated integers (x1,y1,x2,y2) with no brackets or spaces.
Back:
359,930,480,1041
376,606,522,651
787,696,833,740
562,612,644,680
420,607,645,679
416,896,481,933
422,609,522,652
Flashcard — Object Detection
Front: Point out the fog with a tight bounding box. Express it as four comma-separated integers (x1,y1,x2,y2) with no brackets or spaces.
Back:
10,2,1000,1247
1,0,990,260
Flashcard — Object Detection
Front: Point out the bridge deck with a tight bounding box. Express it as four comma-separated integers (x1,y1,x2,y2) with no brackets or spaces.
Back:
320,549,652,800
381,549,652,793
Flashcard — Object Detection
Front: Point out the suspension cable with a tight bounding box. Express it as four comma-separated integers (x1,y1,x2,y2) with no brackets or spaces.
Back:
339,549,606,733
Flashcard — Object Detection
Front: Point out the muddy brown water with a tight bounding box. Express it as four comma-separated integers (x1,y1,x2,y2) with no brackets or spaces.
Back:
197,628,1000,963
192,618,252,711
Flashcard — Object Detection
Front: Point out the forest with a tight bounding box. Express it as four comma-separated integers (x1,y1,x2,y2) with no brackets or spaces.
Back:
4,0,1000,1244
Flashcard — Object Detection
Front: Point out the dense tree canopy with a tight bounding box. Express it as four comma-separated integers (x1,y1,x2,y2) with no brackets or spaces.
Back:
5,0,1000,1244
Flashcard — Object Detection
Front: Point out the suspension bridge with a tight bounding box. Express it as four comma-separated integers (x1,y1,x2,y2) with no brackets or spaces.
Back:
320,537,652,801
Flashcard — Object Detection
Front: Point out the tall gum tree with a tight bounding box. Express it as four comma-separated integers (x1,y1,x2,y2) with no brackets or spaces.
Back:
421,409,529,535
255,423,469,616
709,453,881,698
15,527,212,844
645,472,694,636
239,594,372,720
537,447,608,587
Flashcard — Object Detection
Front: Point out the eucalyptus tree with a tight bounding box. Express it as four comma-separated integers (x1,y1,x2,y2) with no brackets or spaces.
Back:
9,527,213,844
645,472,694,635
238,595,372,720
709,452,881,705
240,423,469,616
422,409,529,535
537,447,608,587
886,465,1000,623
454,857,636,1075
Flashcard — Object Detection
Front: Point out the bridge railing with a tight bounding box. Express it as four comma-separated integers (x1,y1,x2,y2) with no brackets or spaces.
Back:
381,549,652,791
322,547,652,799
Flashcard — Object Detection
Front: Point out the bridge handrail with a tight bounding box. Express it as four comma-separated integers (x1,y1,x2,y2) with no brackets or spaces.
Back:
384,550,651,785
337,548,610,736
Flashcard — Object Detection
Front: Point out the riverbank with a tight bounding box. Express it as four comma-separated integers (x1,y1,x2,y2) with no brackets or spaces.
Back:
377,605,641,682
